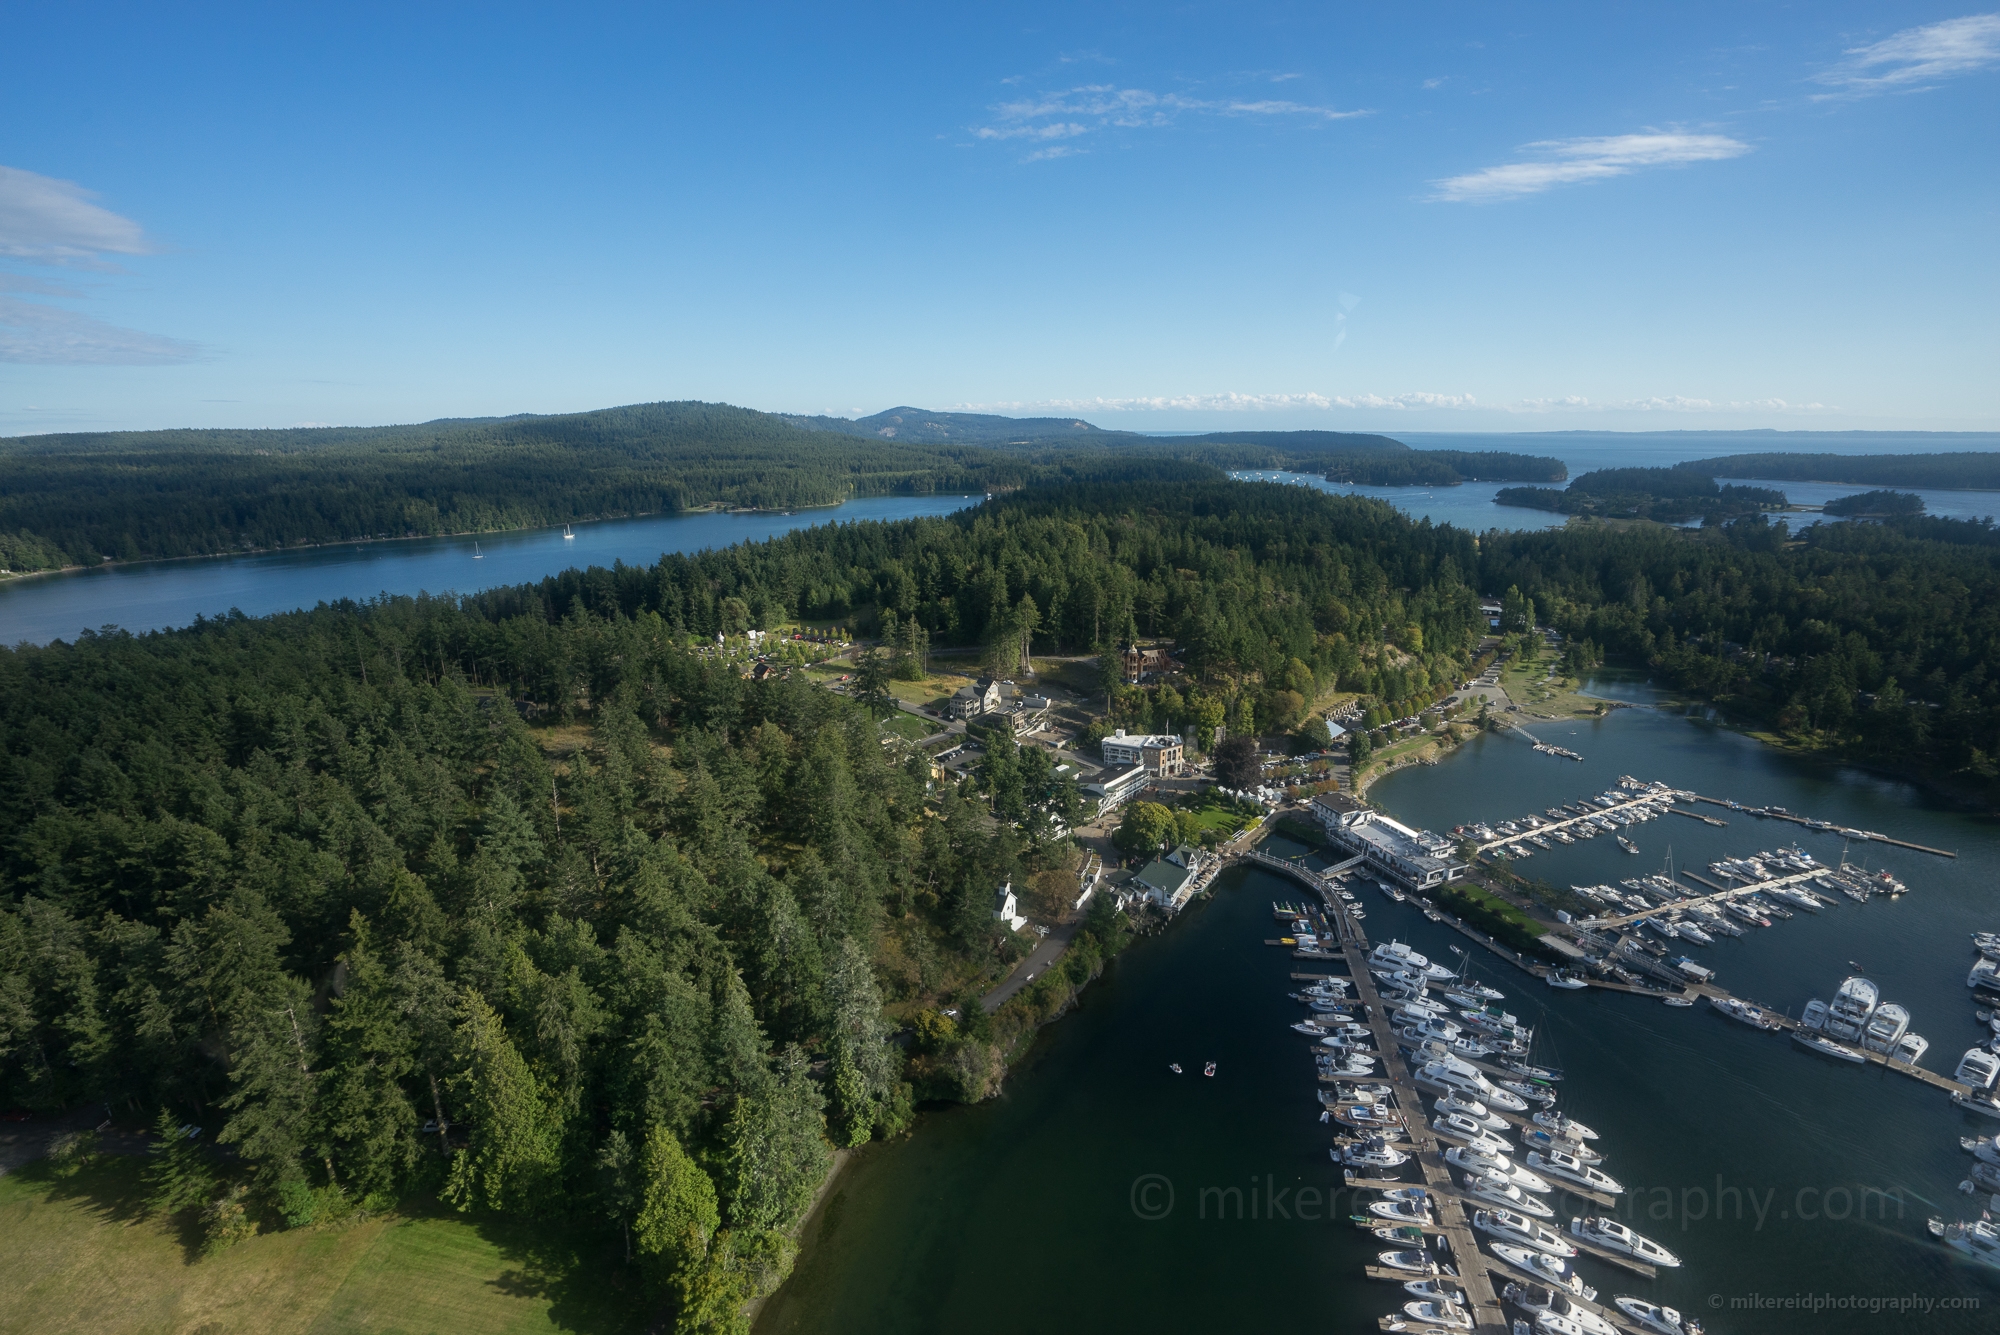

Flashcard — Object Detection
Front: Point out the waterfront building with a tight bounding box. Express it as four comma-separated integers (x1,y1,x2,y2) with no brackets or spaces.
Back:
1311,792,1465,890
1082,761,1149,808
1100,728,1184,775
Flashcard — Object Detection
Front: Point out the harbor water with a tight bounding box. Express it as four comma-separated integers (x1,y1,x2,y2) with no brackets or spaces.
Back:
760,676,2000,1333
0,495,980,647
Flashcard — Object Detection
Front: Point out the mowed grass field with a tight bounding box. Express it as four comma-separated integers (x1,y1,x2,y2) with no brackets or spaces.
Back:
0,1155,643,1335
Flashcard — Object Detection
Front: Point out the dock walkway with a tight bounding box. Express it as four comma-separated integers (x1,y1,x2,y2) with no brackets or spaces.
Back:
1324,899,1511,1334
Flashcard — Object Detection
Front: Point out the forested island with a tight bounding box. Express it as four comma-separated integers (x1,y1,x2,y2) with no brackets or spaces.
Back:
0,401,1564,574
1686,451,2000,490
0,469,1505,1331
1496,467,1787,522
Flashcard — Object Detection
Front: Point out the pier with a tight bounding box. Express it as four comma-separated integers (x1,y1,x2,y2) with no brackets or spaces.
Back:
1691,795,1955,858
1321,898,1511,1334
1472,788,1669,853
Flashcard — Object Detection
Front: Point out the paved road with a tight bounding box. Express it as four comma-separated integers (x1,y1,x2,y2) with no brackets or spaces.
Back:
981,916,1086,1013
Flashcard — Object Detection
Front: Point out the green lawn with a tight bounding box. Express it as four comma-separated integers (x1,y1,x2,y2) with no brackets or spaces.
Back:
878,712,933,741
0,1155,644,1335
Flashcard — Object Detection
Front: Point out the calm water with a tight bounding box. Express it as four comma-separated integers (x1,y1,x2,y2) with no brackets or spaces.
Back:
0,496,980,646
761,679,2000,1334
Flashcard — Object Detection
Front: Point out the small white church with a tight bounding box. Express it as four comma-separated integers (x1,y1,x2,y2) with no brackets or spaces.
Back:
994,881,1028,932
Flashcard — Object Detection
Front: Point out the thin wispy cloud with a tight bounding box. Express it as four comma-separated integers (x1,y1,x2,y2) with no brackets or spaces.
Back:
0,165,154,267
1431,132,1751,202
0,163,199,364
972,83,1369,159
1813,12,2000,97
0,297,201,365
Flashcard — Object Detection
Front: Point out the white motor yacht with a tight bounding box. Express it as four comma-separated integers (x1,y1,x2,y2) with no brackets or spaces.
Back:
1570,1215,1681,1267
1545,969,1589,990
1500,1283,1616,1335
1379,1248,1436,1274
1473,1208,1576,1257
1955,1047,2000,1090
1928,1216,2000,1270
1337,1138,1410,1169
1417,1056,1528,1111
1824,975,1881,1043
1402,1278,1465,1306
1969,958,2000,990
1433,1113,1513,1155
1527,1149,1624,1195
1531,1110,1598,1140
1488,1243,1593,1299
1612,1297,1703,1335
1369,1197,1436,1226
1861,1002,1910,1055
1896,1032,1930,1064
1464,1172,1553,1218
1435,1091,1509,1132
1446,1145,1552,1193
1401,1299,1474,1330
1962,1133,2000,1166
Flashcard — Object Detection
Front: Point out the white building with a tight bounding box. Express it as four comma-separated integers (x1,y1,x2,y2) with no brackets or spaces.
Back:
994,881,1028,932
1311,792,1465,891
1082,762,1149,809
1100,728,1184,775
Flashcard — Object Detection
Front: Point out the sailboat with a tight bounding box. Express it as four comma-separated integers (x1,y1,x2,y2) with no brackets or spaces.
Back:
472,542,483,559
563,523,574,539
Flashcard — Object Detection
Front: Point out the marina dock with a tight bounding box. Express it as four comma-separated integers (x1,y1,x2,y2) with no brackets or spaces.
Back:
1323,898,1512,1334
1690,794,1955,858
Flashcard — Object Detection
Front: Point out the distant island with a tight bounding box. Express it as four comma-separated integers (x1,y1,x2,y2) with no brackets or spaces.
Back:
0,401,1561,573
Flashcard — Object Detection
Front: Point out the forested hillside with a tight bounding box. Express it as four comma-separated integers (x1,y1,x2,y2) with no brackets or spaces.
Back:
0,402,1050,571
1687,451,2000,490
0,474,1486,1330
1480,514,2000,788
0,400,1563,573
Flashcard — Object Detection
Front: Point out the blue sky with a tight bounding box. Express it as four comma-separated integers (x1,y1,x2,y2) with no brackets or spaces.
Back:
2,3,1996,436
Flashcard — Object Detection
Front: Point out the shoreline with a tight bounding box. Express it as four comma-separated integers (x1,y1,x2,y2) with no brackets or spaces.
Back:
0,494,917,585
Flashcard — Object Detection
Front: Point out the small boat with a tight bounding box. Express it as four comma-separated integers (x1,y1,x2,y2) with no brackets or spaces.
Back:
1503,1060,1563,1083
1663,995,1694,1008
1617,836,1639,854
1498,1079,1557,1108
1168,1063,1182,1074
472,542,483,558
1378,1247,1436,1273
1202,1061,1216,1078
1488,1243,1593,1299
1612,1297,1704,1335
562,523,574,539
1793,1031,1865,1063
1369,1198,1437,1225
1570,1215,1680,1267
1531,1110,1598,1141
1545,970,1588,990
